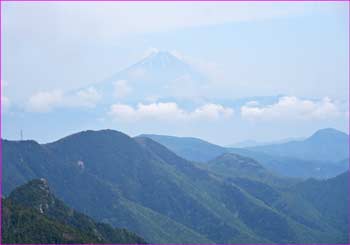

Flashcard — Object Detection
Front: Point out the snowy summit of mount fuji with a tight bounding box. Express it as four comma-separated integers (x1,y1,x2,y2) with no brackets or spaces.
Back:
92,50,208,104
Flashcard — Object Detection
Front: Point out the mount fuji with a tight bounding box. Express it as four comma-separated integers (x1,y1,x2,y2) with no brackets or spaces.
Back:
94,50,208,104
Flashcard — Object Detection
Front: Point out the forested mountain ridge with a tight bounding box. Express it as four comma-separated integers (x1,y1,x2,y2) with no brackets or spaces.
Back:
2,129,348,243
2,179,147,244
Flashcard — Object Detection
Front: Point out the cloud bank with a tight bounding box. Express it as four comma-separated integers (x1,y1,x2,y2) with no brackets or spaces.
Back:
241,96,342,121
108,102,233,122
27,87,101,112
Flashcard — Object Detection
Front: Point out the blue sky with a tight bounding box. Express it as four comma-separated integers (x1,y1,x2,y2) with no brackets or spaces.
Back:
2,2,349,145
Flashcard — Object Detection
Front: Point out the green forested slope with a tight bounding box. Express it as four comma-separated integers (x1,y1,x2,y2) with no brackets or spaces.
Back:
3,130,348,243
2,179,146,244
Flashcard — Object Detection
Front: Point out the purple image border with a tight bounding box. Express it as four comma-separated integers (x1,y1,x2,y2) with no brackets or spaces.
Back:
0,0,349,245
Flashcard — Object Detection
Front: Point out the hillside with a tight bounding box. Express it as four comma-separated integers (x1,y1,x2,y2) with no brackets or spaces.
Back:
204,153,294,186
3,129,348,243
229,171,348,244
293,171,349,235
139,134,227,162
2,179,146,244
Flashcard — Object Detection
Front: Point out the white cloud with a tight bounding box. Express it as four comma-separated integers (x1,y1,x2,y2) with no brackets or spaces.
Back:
74,86,101,107
27,86,101,112
192,104,233,120
241,96,342,121
245,100,260,107
113,80,132,99
108,102,233,122
28,90,63,112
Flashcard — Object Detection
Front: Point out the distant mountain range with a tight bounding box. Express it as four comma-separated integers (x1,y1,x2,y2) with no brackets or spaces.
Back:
228,137,306,148
2,179,146,244
143,128,349,179
246,128,348,162
3,128,348,243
